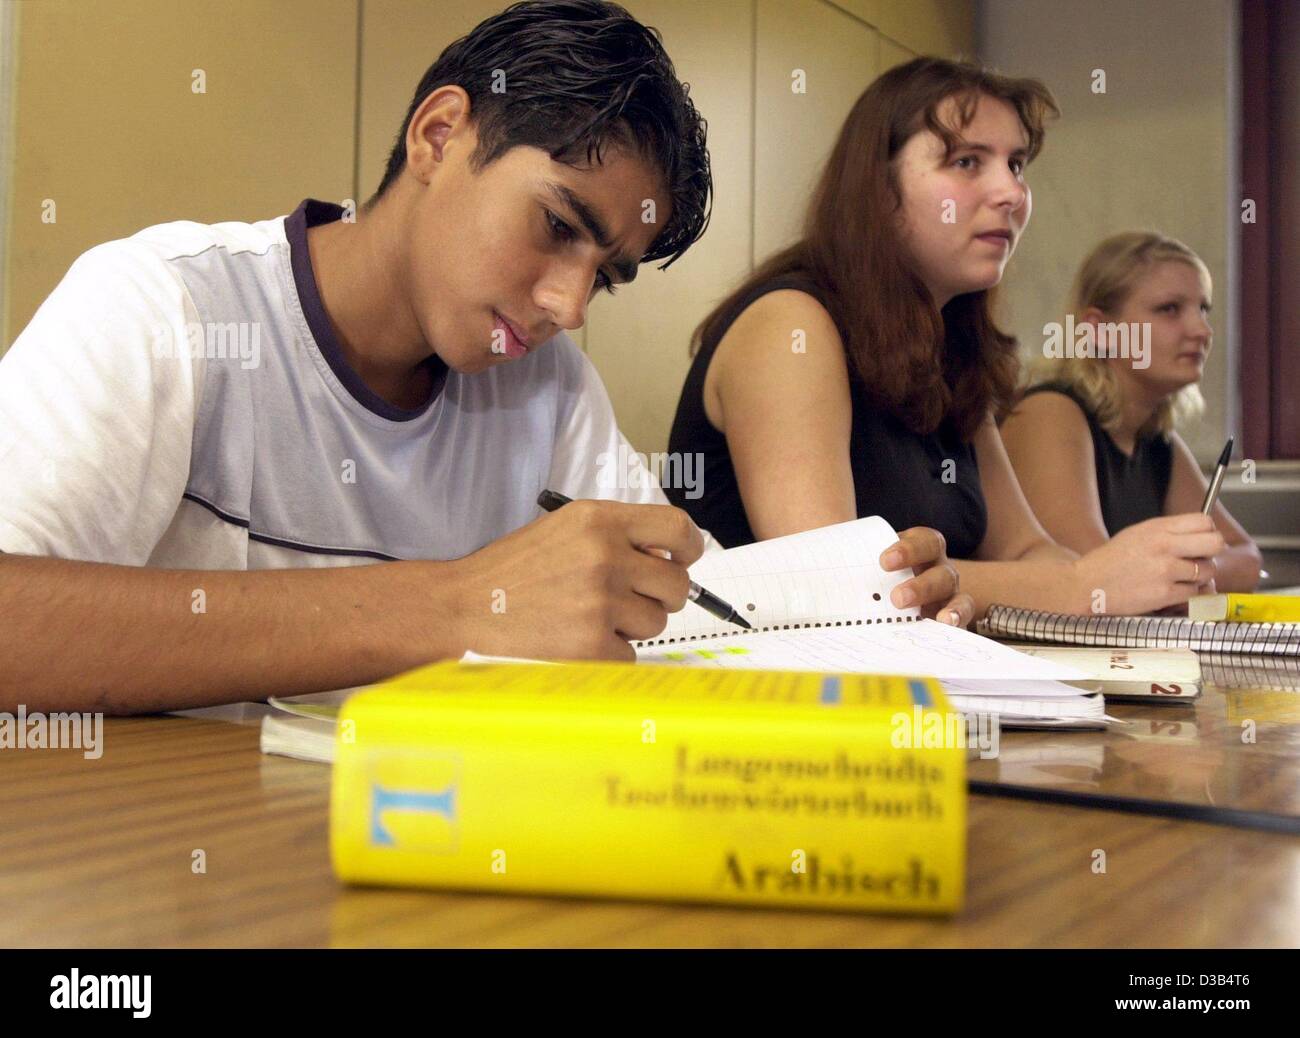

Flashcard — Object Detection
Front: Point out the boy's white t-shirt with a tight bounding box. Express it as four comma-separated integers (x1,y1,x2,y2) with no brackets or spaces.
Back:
0,199,709,568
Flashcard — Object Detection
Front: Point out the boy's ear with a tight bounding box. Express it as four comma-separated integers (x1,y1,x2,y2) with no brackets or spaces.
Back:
405,86,474,183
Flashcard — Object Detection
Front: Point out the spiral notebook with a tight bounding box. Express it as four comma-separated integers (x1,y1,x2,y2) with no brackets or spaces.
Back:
631,518,1085,686
979,604,1300,656
1196,652,1300,691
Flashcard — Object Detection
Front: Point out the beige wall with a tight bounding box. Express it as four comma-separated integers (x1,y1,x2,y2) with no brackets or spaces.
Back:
2,0,358,349
3,0,972,456
0,2,15,345
977,0,1238,464
752,0,880,263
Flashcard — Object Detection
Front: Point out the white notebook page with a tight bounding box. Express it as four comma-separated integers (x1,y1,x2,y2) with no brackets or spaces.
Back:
636,516,1083,684
636,619,1083,682
643,516,915,645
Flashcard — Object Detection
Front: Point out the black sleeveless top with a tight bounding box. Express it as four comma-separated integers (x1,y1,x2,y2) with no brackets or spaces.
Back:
1018,382,1173,536
665,273,988,554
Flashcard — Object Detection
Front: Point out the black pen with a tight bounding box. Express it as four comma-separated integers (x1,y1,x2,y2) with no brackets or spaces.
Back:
536,489,753,630
1200,436,1234,515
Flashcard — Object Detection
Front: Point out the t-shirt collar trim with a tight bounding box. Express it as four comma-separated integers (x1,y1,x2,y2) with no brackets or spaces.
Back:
285,198,447,422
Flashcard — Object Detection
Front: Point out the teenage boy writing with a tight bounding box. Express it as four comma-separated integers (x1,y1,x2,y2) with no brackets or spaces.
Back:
0,0,960,714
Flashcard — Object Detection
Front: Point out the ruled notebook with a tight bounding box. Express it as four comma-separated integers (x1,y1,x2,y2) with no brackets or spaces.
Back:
979,604,1300,656
631,518,1084,686
639,515,915,644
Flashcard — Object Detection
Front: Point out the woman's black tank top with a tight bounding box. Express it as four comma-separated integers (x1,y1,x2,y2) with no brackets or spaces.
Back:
665,272,988,554
1018,382,1172,535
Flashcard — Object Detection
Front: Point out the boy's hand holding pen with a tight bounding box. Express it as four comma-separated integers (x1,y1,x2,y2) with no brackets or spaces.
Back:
538,490,752,630
449,493,710,662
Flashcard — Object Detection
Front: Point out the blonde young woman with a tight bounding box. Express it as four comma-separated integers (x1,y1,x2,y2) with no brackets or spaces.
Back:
1001,232,1261,592
665,58,1227,621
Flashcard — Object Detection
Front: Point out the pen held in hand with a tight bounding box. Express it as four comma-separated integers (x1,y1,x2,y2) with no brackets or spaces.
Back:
536,489,753,630
1200,436,1233,515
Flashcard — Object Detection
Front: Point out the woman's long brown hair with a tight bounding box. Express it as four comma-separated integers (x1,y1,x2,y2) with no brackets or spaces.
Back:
693,57,1059,439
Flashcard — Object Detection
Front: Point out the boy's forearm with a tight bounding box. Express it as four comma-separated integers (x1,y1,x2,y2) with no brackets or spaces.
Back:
0,554,465,714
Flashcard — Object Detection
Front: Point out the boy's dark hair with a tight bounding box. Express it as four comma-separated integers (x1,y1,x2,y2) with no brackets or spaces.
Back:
371,0,711,269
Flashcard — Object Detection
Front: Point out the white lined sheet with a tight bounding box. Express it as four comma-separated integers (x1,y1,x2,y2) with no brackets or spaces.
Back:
643,516,916,645
637,619,1085,682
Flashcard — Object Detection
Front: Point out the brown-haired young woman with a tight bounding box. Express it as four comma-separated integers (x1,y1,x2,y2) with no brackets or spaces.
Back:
666,57,1224,620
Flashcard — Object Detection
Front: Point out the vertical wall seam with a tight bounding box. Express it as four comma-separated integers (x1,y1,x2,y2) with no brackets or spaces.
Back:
1224,0,1241,447
0,0,20,350
352,0,365,203
749,0,757,271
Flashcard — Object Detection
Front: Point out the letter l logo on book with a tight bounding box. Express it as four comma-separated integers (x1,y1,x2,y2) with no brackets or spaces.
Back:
371,781,457,847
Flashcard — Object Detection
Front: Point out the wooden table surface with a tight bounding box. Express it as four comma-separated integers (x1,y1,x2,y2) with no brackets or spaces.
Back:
968,662,1300,818
3,710,1299,947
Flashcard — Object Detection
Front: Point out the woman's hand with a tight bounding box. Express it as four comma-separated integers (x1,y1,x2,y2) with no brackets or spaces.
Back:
879,527,975,627
1073,513,1224,615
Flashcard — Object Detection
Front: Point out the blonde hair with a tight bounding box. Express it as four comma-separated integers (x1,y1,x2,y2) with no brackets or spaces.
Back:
1026,231,1209,438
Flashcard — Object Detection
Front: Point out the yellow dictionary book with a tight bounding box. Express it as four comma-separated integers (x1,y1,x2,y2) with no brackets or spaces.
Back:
330,661,965,914
1189,593,1300,623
